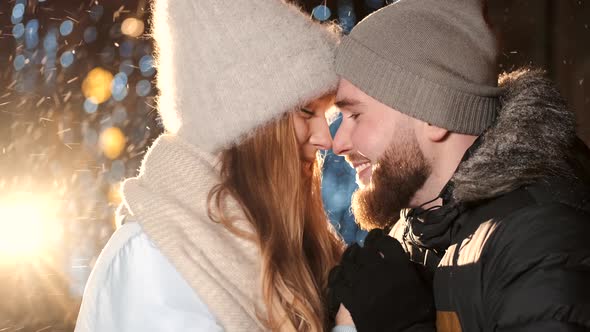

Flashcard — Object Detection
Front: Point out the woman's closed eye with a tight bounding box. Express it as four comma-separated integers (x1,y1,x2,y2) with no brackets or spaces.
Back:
300,108,314,119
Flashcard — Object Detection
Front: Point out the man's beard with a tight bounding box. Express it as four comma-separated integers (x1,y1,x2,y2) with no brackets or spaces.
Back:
351,133,431,230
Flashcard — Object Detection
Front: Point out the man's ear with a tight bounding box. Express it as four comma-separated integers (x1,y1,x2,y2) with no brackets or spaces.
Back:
425,123,448,142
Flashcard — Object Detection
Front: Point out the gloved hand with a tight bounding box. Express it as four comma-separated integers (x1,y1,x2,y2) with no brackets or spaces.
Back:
328,229,436,332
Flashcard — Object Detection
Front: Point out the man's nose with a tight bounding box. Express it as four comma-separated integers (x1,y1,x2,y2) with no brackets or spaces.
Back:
332,124,353,155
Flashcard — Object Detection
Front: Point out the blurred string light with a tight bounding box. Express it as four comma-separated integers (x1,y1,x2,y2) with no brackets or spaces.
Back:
0,193,61,260
99,127,126,160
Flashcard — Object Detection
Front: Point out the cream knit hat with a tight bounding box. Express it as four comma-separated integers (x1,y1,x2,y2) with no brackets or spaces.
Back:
152,0,339,152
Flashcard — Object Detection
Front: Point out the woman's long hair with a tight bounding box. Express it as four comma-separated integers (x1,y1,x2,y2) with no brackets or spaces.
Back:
208,112,343,331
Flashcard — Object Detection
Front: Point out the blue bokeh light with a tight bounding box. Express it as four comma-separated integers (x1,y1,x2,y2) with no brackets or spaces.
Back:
60,20,74,36
83,98,98,114
84,27,98,44
338,0,357,34
25,19,40,50
136,80,151,97
12,23,25,39
112,106,128,125
43,31,58,53
13,55,26,71
12,4,25,20
60,51,75,68
119,40,134,58
139,55,155,77
312,5,332,21
112,73,129,101
112,85,128,102
321,114,368,245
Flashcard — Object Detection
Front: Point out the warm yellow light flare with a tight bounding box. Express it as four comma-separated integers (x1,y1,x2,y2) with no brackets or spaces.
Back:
121,17,145,38
82,67,114,104
108,183,122,205
100,127,126,159
0,194,60,260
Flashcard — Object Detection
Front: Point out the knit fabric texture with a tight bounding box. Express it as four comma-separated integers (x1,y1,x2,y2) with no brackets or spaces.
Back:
335,0,502,135
120,135,267,331
152,0,339,152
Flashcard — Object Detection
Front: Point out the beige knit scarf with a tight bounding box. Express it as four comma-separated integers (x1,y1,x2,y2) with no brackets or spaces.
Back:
119,134,267,331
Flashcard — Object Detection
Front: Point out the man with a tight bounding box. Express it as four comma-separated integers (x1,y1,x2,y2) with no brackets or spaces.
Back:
327,0,590,331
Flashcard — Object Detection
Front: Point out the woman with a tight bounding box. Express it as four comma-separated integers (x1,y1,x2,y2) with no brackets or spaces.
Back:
75,0,354,331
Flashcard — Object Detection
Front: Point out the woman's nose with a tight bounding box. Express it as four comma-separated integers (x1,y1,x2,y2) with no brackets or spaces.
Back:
308,119,333,151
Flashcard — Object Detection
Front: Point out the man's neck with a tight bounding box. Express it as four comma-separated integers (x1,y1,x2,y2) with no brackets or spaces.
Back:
410,133,478,209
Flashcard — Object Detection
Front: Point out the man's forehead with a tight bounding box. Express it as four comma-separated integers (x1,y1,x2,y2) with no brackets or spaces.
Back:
335,79,362,107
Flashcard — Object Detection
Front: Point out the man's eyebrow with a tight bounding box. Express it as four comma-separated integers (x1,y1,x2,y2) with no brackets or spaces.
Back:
335,98,360,108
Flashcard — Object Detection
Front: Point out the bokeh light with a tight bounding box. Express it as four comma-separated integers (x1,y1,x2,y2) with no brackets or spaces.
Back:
13,55,27,71
12,4,25,23
60,20,74,36
12,23,25,39
139,55,155,77
312,5,332,21
82,67,114,104
25,19,40,50
83,26,98,43
136,79,151,97
119,40,135,58
121,18,145,38
99,127,127,160
60,50,75,68
0,194,60,260
83,98,99,114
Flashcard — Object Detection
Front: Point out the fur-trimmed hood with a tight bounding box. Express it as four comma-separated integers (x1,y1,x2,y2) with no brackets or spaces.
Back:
450,69,580,203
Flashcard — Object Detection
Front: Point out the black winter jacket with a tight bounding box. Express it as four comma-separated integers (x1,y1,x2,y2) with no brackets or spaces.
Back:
391,70,590,331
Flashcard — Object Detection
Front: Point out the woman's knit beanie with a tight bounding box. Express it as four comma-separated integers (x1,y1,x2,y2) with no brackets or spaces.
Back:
152,0,339,152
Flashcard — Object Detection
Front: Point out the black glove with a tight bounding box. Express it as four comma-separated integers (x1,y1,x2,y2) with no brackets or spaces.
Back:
328,229,436,332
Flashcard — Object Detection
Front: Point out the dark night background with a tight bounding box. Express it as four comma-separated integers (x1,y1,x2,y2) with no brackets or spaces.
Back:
0,0,587,330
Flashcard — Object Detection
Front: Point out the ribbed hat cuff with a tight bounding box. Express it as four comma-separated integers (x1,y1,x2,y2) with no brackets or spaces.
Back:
335,36,501,135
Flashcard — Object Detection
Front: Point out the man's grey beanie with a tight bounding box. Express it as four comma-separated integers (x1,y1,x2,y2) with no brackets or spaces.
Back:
335,0,501,135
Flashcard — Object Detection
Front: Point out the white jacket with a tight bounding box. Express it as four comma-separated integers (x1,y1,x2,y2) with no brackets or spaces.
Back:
75,222,223,331
75,222,356,332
